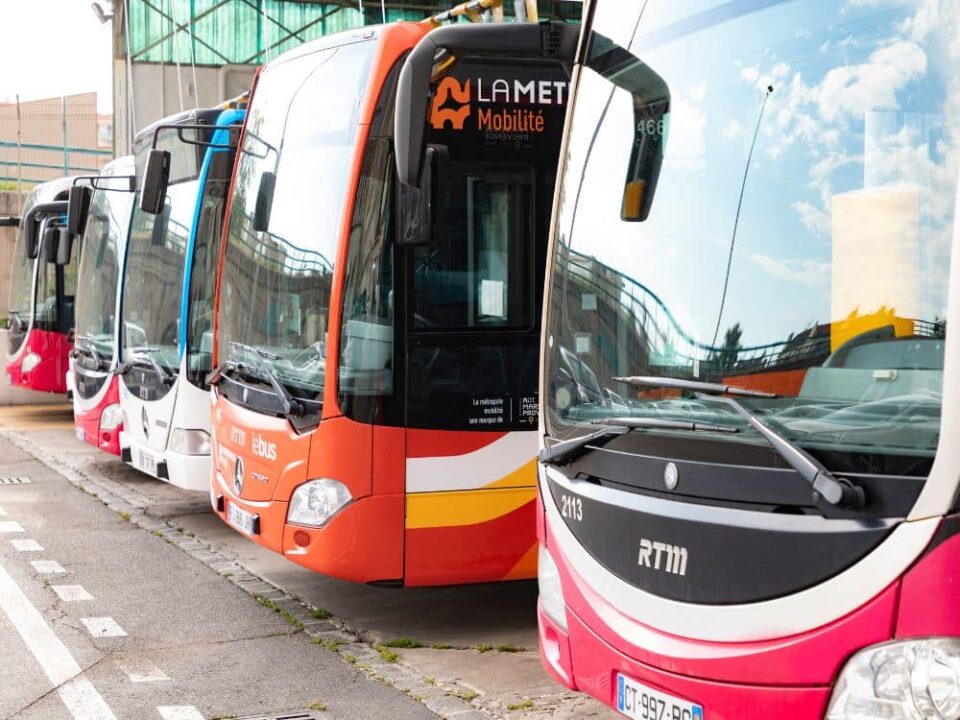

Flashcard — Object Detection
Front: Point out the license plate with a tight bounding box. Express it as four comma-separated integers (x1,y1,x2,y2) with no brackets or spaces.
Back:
75,426,85,442
226,502,258,536
616,674,703,720
136,450,157,476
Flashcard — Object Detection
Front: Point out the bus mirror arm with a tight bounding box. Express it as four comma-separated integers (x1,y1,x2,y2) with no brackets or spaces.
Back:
394,22,579,188
22,201,68,260
396,144,447,246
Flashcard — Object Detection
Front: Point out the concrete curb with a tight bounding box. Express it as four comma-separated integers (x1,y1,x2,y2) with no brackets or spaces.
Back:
0,427,497,720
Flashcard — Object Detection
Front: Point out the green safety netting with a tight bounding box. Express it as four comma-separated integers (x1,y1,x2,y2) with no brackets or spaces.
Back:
127,0,581,66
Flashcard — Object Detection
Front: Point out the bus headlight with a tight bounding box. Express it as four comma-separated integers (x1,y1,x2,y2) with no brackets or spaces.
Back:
287,479,352,527
826,638,960,720
21,353,41,373
99,404,123,432
538,545,567,631
168,428,211,456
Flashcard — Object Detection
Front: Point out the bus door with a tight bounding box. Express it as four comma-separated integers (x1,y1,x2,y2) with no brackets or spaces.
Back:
401,55,570,586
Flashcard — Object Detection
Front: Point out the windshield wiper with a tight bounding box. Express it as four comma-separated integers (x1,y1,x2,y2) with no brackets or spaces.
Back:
71,338,108,370
612,375,777,398
228,341,305,418
539,424,630,465
614,376,866,509
539,416,740,465
121,351,174,386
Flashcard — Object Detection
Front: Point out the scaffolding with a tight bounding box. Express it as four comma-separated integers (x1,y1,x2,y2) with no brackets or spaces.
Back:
123,0,581,65
113,0,581,153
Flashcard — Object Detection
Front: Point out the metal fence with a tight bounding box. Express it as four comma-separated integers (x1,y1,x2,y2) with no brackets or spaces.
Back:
0,93,113,190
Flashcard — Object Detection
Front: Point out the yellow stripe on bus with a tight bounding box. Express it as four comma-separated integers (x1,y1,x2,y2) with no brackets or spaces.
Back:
481,457,537,490
405,486,535,530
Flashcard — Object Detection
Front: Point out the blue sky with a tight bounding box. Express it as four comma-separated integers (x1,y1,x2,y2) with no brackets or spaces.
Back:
573,0,959,351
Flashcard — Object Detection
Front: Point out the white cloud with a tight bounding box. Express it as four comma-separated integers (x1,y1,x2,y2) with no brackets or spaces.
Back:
814,41,927,123
750,254,831,288
722,119,742,140
792,200,832,237
665,86,707,168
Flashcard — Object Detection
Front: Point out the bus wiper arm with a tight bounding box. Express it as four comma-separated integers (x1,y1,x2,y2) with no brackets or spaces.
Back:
71,338,108,370
229,341,305,418
594,417,741,433
612,375,777,398
121,352,174,386
614,376,866,509
539,424,630,465
539,417,740,466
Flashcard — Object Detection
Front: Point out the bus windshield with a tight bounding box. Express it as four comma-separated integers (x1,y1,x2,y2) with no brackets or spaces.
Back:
8,186,42,355
122,129,201,376
545,0,958,477
217,39,373,402
75,175,134,369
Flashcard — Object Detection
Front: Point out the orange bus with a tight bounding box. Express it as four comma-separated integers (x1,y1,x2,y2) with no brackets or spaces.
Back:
208,18,577,585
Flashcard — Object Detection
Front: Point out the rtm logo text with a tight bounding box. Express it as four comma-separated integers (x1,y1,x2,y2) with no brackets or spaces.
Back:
638,538,688,576
252,434,277,461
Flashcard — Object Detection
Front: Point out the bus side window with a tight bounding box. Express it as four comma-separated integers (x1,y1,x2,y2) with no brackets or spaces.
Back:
338,138,396,420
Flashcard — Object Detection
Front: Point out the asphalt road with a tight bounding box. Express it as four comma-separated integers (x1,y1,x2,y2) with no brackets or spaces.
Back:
0,425,440,720
0,405,613,720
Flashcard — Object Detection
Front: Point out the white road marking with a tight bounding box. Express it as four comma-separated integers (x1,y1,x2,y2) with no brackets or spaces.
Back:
31,560,66,574
0,557,116,719
11,539,43,552
157,707,205,720
52,585,93,602
80,617,127,638
0,520,24,533
118,658,168,683
58,676,119,720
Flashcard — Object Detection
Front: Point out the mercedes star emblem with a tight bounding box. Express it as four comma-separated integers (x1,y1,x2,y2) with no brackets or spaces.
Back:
664,462,679,490
234,456,245,495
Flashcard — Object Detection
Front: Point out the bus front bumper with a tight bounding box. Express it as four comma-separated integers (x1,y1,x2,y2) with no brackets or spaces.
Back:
120,432,210,492
211,470,403,584
537,602,830,719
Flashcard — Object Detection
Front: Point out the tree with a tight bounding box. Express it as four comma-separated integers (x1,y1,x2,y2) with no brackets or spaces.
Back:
711,322,743,375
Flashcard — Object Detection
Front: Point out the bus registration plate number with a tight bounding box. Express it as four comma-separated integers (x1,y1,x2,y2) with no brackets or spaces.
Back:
227,502,257,536
616,674,703,720
136,451,156,476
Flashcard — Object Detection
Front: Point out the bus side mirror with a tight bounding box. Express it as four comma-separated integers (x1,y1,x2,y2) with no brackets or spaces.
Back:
67,185,92,237
43,225,59,263
56,228,74,266
140,149,171,215
24,218,40,259
621,92,669,222
396,145,447,246
253,171,276,233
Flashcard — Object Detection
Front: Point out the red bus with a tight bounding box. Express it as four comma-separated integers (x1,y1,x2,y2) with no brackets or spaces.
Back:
6,177,84,394
538,1,960,718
